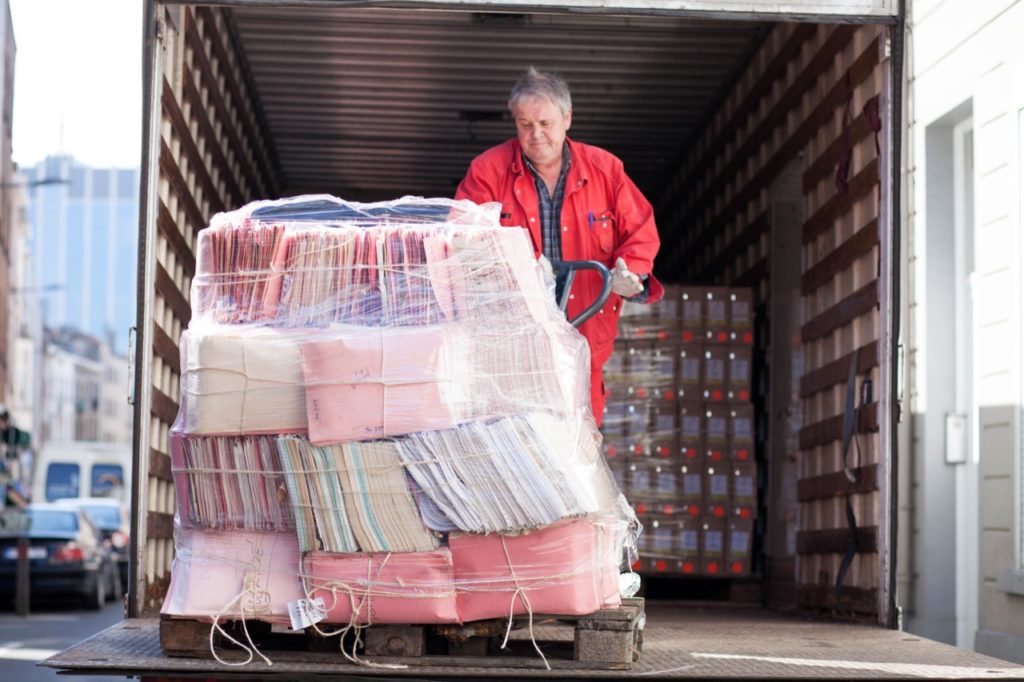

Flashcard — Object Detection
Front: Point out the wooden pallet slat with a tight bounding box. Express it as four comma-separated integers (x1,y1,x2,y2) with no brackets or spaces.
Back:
159,598,644,671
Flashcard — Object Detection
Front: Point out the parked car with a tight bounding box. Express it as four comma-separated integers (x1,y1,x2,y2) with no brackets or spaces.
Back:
54,498,130,591
0,504,119,609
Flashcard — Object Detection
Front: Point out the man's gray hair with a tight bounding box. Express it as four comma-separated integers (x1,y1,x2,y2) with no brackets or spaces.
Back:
508,67,572,116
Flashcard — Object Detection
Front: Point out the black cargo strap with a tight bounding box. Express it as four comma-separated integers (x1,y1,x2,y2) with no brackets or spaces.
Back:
835,353,860,608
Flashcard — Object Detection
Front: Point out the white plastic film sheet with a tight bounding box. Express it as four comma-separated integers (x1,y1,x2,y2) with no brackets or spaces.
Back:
165,196,638,659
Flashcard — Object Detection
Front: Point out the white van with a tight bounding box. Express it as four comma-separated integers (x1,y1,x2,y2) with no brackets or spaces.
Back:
32,442,132,505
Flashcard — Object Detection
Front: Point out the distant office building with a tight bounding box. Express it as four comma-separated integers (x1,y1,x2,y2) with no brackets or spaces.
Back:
22,156,138,355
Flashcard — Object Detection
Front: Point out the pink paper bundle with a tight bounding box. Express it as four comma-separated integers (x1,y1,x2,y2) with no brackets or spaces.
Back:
301,326,462,443
449,518,621,622
161,529,304,625
303,549,459,625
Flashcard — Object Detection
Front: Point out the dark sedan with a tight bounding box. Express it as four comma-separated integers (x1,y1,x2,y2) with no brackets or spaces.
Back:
0,504,118,609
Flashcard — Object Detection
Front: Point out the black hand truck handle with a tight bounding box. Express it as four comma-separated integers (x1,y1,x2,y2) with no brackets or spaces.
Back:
553,260,613,328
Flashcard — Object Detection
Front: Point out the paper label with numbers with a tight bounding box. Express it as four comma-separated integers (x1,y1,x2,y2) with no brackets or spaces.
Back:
287,597,327,630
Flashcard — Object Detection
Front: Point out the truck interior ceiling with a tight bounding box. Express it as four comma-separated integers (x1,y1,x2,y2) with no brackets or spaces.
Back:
147,2,893,623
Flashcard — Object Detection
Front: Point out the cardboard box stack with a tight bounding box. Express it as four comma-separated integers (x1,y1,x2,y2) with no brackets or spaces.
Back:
603,285,757,577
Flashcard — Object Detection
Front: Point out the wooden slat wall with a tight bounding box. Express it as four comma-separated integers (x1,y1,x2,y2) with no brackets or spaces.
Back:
654,23,886,615
795,25,884,615
140,5,276,613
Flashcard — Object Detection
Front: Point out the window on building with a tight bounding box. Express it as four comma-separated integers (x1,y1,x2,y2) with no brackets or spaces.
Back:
69,167,86,199
117,169,136,200
91,169,110,199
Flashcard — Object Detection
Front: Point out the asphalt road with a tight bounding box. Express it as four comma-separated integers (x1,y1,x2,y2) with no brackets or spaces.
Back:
0,598,128,681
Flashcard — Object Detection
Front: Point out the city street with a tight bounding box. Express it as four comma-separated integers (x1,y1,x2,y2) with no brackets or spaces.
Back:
0,599,127,681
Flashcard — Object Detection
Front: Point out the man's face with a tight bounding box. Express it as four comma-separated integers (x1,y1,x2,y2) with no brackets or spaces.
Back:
513,96,571,168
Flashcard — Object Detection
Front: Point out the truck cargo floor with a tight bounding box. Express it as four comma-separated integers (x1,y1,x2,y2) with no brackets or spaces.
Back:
42,603,1023,679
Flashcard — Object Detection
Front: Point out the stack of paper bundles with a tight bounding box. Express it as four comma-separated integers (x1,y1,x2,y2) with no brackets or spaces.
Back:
165,195,636,631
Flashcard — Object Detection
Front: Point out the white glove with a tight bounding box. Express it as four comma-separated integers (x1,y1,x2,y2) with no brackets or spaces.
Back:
611,257,644,297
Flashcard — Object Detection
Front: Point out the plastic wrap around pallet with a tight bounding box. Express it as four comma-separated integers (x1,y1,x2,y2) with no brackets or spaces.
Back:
190,195,552,328
164,196,638,647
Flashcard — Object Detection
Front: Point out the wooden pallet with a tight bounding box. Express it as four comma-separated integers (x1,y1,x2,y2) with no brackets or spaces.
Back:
160,597,644,670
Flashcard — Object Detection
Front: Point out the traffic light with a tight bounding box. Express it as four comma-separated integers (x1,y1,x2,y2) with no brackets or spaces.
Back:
0,426,30,449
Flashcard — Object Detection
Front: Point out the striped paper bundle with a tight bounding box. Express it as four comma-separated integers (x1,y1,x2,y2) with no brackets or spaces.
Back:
276,436,439,554
171,434,293,531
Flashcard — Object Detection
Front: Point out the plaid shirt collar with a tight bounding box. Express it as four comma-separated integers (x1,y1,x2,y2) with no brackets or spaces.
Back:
523,142,571,264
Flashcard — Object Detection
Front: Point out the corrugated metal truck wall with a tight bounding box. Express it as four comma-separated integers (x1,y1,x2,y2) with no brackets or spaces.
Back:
655,22,886,617
135,4,277,614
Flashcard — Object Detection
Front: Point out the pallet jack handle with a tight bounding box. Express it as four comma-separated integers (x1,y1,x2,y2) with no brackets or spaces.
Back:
553,260,612,328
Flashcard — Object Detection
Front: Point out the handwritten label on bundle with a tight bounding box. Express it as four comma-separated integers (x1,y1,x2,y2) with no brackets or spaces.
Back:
287,597,327,631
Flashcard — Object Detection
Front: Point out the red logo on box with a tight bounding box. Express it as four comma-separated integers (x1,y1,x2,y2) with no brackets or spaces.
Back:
656,560,667,572
707,562,719,574
737,449,749,461
682,561,695,574
731,561,744,574
682,331,694,342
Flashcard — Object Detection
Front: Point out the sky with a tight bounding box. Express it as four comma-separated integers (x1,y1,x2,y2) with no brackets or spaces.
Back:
10,0,142,169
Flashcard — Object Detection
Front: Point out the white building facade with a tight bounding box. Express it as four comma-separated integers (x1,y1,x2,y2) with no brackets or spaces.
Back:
39,328,130,447
902,0,1024,662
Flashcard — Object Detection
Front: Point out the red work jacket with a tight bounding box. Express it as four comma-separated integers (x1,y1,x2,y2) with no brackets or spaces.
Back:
455,137,664,419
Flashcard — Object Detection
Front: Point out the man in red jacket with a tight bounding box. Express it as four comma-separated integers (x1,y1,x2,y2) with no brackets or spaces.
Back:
455,67,663,426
